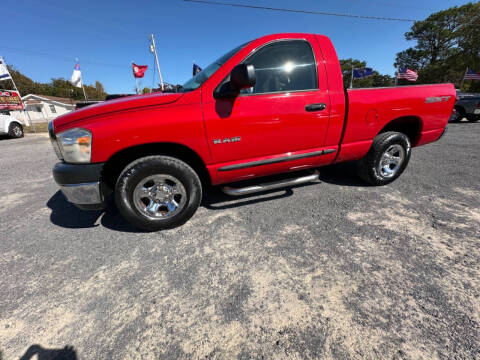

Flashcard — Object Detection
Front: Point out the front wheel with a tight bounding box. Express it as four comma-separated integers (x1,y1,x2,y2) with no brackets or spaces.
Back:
8,122,24,138
115,155,202,231
358,131,411,186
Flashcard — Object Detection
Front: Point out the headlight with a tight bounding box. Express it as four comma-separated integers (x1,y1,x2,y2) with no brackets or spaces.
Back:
56,128,92,163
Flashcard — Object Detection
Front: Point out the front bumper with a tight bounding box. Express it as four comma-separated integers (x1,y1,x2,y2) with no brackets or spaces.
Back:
53,162,107,210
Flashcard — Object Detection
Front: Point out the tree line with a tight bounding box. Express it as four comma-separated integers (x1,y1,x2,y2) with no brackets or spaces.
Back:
2,65,107,100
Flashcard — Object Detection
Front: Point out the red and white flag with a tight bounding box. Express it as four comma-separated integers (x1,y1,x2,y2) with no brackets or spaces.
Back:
132,63,148,78
397,67,418,82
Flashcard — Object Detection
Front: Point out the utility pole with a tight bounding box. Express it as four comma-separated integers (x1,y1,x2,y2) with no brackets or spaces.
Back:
149,34,164,91
459,67,468,90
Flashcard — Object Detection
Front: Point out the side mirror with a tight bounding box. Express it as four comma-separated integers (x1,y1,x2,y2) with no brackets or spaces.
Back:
230,63,256,90
214,64,256,99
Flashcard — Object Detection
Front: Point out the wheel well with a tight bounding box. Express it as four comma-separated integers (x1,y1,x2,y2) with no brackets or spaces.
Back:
378,116,422,145
9,121,23,129
101,143,211,189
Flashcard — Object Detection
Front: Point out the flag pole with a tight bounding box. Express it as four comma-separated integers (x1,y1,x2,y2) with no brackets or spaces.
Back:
1,56,34,131
395,67,398,87
459,67,468,90
132,61,139,95
81,83,88,101
10,74,33,128
350,66,354,89
150,34,164,91
75,58,87,101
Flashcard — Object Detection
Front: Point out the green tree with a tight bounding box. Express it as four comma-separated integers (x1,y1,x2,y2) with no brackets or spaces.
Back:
142,87,151,94
395,2,480,91
340,59,394,89
93,81,107,100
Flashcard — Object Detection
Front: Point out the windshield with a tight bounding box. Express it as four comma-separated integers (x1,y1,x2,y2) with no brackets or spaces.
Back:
182,42,248,91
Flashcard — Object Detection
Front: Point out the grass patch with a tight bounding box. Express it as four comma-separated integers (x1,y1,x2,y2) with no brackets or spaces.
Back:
25,123,49,133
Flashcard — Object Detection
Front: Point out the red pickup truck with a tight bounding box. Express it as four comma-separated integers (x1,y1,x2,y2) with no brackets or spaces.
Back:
49,33,454,230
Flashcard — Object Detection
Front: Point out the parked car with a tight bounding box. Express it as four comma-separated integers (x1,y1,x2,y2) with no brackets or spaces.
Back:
0,113,24,138
48,33,455,231
449,91,480,122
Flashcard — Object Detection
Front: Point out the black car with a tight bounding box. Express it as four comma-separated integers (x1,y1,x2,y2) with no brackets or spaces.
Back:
450,91,480,123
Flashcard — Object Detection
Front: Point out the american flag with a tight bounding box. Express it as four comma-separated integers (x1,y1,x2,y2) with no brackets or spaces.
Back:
464,68,480,80
397,67,418,81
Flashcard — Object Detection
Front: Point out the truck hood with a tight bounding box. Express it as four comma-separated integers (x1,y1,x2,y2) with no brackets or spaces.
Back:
54,92,184,130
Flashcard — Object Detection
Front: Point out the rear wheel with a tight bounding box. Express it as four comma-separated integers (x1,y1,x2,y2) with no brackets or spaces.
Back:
8,122,24,138
115,155,202,231
358,131,411,186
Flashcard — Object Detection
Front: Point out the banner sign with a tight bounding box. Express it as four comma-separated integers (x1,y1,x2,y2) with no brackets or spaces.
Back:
0,90,23,110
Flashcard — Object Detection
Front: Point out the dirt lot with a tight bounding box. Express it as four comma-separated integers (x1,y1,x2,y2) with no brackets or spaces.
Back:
0,123,479,359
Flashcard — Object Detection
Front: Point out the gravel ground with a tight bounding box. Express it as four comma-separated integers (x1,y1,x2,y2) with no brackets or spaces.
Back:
0,124,479,360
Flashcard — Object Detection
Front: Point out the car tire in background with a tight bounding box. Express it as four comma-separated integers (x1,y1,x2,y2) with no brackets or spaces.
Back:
8,122,24,138
466,115,479,123
449,107,464,123
115,155,202,231
358,131,411,186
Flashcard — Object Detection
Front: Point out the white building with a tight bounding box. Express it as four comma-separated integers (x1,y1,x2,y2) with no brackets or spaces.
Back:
10,94,78,124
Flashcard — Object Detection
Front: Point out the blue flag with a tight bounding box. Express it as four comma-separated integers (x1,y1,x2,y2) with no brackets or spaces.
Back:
193,63,202,76
353,68,373,79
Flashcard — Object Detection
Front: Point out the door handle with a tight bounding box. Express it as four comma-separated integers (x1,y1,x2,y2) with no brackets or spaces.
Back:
305,103,327,112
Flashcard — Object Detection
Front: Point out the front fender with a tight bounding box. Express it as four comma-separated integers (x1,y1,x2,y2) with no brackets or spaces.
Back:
70,91,211,166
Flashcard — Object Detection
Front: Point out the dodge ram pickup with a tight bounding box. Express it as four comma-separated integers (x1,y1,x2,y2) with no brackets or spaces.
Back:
49,33,455,231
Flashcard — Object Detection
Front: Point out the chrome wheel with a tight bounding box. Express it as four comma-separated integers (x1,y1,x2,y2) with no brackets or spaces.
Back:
12,124,23,137
378,144,405,178
133,174,187,220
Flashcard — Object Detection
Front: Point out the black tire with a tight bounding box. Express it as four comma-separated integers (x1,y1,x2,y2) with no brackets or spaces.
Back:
449,111,463,123
358,131,411,186
466,115,479,123
115,155,202,231
8,122,24,138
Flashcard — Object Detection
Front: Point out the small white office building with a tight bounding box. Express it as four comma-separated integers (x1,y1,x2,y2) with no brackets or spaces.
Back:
10,94,77,124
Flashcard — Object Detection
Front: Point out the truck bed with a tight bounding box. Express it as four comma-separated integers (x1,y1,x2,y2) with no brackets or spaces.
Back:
334,83,456,163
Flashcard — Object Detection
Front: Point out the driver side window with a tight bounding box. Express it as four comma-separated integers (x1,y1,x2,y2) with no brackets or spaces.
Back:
241,40,318,95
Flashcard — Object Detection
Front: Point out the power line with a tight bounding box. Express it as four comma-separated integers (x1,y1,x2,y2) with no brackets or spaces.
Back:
184,0,480,27
344,0,437,12
183,0,420,22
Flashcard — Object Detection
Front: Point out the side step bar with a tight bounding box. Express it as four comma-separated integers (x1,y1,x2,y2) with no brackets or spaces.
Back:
222,170,320,196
